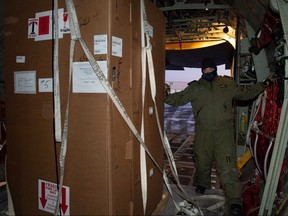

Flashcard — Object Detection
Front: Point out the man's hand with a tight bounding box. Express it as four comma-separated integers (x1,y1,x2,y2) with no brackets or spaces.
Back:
262,73,276,87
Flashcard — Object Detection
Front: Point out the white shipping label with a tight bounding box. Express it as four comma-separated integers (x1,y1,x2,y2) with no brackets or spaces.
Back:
112,36,123,57
14,71,36,94
38,179,70,215
39,78,53,92
94,35,108,55
16,56,26,63
72,61,107,93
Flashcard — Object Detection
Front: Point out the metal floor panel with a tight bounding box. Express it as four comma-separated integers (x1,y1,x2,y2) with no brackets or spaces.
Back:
158,184,227,216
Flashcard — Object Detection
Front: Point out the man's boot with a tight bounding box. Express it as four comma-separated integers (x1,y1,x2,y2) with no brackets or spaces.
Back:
230,204,242,216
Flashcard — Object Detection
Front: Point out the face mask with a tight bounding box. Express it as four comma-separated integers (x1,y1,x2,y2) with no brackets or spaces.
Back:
202,70,217,82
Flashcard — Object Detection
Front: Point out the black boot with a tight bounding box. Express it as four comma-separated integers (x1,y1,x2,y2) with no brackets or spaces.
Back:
195,186,206,194
230,204,242,216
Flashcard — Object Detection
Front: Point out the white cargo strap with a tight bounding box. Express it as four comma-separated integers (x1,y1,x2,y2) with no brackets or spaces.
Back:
54,3,79,214
52,0,72,214
141,0,203,215
0,121,6,151
5,156,16,216
140,0,180,190
53,0,62,142
163,173,181,212
140,11,148,213
54,39,75,216
145,36,203,216
191,195,225,211
140,1,204,215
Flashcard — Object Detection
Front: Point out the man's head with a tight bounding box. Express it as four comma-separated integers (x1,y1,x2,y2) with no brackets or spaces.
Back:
201,58,218,82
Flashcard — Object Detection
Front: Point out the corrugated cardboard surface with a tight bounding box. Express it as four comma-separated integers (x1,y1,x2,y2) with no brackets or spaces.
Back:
131,1,166,215
4,0,165,215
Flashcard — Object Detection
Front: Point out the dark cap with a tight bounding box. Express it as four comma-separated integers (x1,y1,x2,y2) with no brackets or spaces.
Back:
201,58,217,70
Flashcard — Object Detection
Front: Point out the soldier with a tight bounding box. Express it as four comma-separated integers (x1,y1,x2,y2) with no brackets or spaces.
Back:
164,58,269,216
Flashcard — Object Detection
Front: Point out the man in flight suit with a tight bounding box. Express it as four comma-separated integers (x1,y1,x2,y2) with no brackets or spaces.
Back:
164,58,266,216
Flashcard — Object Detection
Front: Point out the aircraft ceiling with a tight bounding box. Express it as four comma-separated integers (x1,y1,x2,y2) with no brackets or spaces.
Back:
152,0,270,44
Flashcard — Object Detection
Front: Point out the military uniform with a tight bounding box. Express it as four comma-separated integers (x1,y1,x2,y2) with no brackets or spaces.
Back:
165,75,265,206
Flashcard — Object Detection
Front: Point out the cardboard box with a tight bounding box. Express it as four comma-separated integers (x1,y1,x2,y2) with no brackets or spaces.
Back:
4,0,165,215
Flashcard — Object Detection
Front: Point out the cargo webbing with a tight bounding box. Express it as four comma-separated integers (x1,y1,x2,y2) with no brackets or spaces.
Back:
53,0,62,142
140,0,201,214
52,1,67,213
53,5,77,215
140,1,148,213
140,1,188,214
54,40,75,216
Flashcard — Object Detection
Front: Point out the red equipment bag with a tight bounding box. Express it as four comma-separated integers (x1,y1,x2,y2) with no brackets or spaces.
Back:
242,174,261,216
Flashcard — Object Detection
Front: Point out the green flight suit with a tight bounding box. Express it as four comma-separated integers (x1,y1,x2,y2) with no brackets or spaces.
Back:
165,76,265,206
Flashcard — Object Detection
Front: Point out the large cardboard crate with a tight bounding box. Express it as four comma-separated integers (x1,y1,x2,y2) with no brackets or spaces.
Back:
4,0,165,215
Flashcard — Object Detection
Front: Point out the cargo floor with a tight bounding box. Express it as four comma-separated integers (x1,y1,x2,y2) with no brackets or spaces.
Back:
157,184,228,216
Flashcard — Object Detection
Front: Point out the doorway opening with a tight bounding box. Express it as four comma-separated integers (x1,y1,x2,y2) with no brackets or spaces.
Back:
163,64,231,188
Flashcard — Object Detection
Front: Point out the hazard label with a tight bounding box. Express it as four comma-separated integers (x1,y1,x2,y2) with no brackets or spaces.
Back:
28,18,38,39
38,179,70,215
28,8,70,41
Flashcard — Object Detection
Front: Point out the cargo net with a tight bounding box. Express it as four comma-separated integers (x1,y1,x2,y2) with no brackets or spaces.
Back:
244,66,286,216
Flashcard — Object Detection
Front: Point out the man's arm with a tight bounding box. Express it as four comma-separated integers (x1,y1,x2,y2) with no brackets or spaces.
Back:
234,73,276,100
164,85,195,107
234,82,265,101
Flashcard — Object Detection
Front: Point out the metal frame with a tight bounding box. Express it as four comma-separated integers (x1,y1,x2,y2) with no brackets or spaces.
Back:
159,2,230,11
